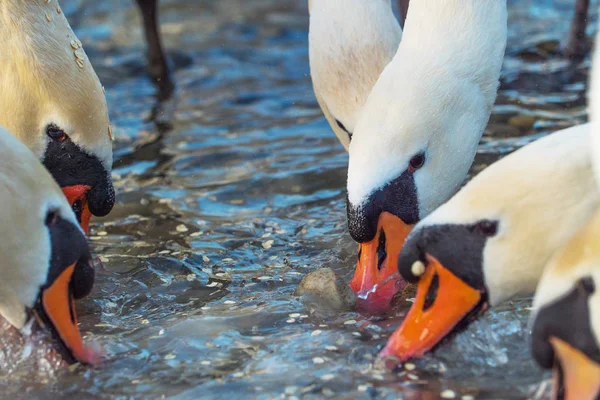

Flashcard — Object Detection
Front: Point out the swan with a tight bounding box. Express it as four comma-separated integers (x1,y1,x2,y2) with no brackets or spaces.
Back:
0,0,115,233
0,125,99,365
309,0,402,150
346,0,507,313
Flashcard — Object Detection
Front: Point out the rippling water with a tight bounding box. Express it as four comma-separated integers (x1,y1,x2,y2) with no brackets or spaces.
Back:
0,0,595,398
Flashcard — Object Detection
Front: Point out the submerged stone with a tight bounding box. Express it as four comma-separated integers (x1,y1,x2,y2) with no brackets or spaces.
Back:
295,268,356,312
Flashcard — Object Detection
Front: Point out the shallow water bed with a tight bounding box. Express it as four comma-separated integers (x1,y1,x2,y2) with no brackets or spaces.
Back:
0,0,595,398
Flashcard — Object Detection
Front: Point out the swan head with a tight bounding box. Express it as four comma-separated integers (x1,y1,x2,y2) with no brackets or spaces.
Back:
0,128,101,365
377,126,599,363
530,212,600,400
0,0,114,233
346,59,491,313
344,0,508,314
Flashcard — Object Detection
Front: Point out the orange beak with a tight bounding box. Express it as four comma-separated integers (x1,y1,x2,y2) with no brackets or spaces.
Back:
550,337,600,400
41,263,102,365
379,254,483,362
62,185,92,234
350,212,413,314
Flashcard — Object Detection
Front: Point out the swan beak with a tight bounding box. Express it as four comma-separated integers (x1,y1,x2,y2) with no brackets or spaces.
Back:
39,263,101,365
378,254,482,362
349,212,412,314
550,337,600,400
62,185,92,234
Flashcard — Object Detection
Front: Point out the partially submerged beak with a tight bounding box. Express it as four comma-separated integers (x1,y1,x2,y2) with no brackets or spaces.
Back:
350,212,412,314
379,254,484,362
550,337,600,400
38,263,101,365
62,185,92,234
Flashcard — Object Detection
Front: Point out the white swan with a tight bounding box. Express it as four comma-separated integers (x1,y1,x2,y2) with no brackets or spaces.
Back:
380,122,598,361
0,0,114,232
345,0,507,313
0,126,99,365
309,0,402,150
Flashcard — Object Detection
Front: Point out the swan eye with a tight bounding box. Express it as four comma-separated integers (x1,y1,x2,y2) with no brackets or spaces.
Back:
45,209,59,226
46,124,67,142
408,152,426,172
475,220,498,237
579,277,596,294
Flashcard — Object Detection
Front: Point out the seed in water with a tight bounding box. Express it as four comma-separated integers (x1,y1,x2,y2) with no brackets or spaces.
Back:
440,390,456,399
176,224,188,232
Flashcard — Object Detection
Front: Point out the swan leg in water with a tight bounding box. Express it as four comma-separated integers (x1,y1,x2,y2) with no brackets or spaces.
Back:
397,0,409,28
135,0,174,101
564,0,590,59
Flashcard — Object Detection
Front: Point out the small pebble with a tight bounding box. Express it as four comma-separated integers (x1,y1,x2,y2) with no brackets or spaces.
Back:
202,256,210,263
224,300,236,305
311,330,322,336
140,319,149,325
321,374,335,381
232,372,244,378
289,313,301,318
461,396,475,400
325,345,338,351
357,384,371,392
284,386,297,395
97,231,108,236
407,374,419,381
343,320,357,325
190,232,203,237
404,363,416,371
200,360,211,366
286,318,296,323
262,240,274,249
206,282,219,288
440,390,457,399
312,357,325,364
164,354,176,360
176,224,188,233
